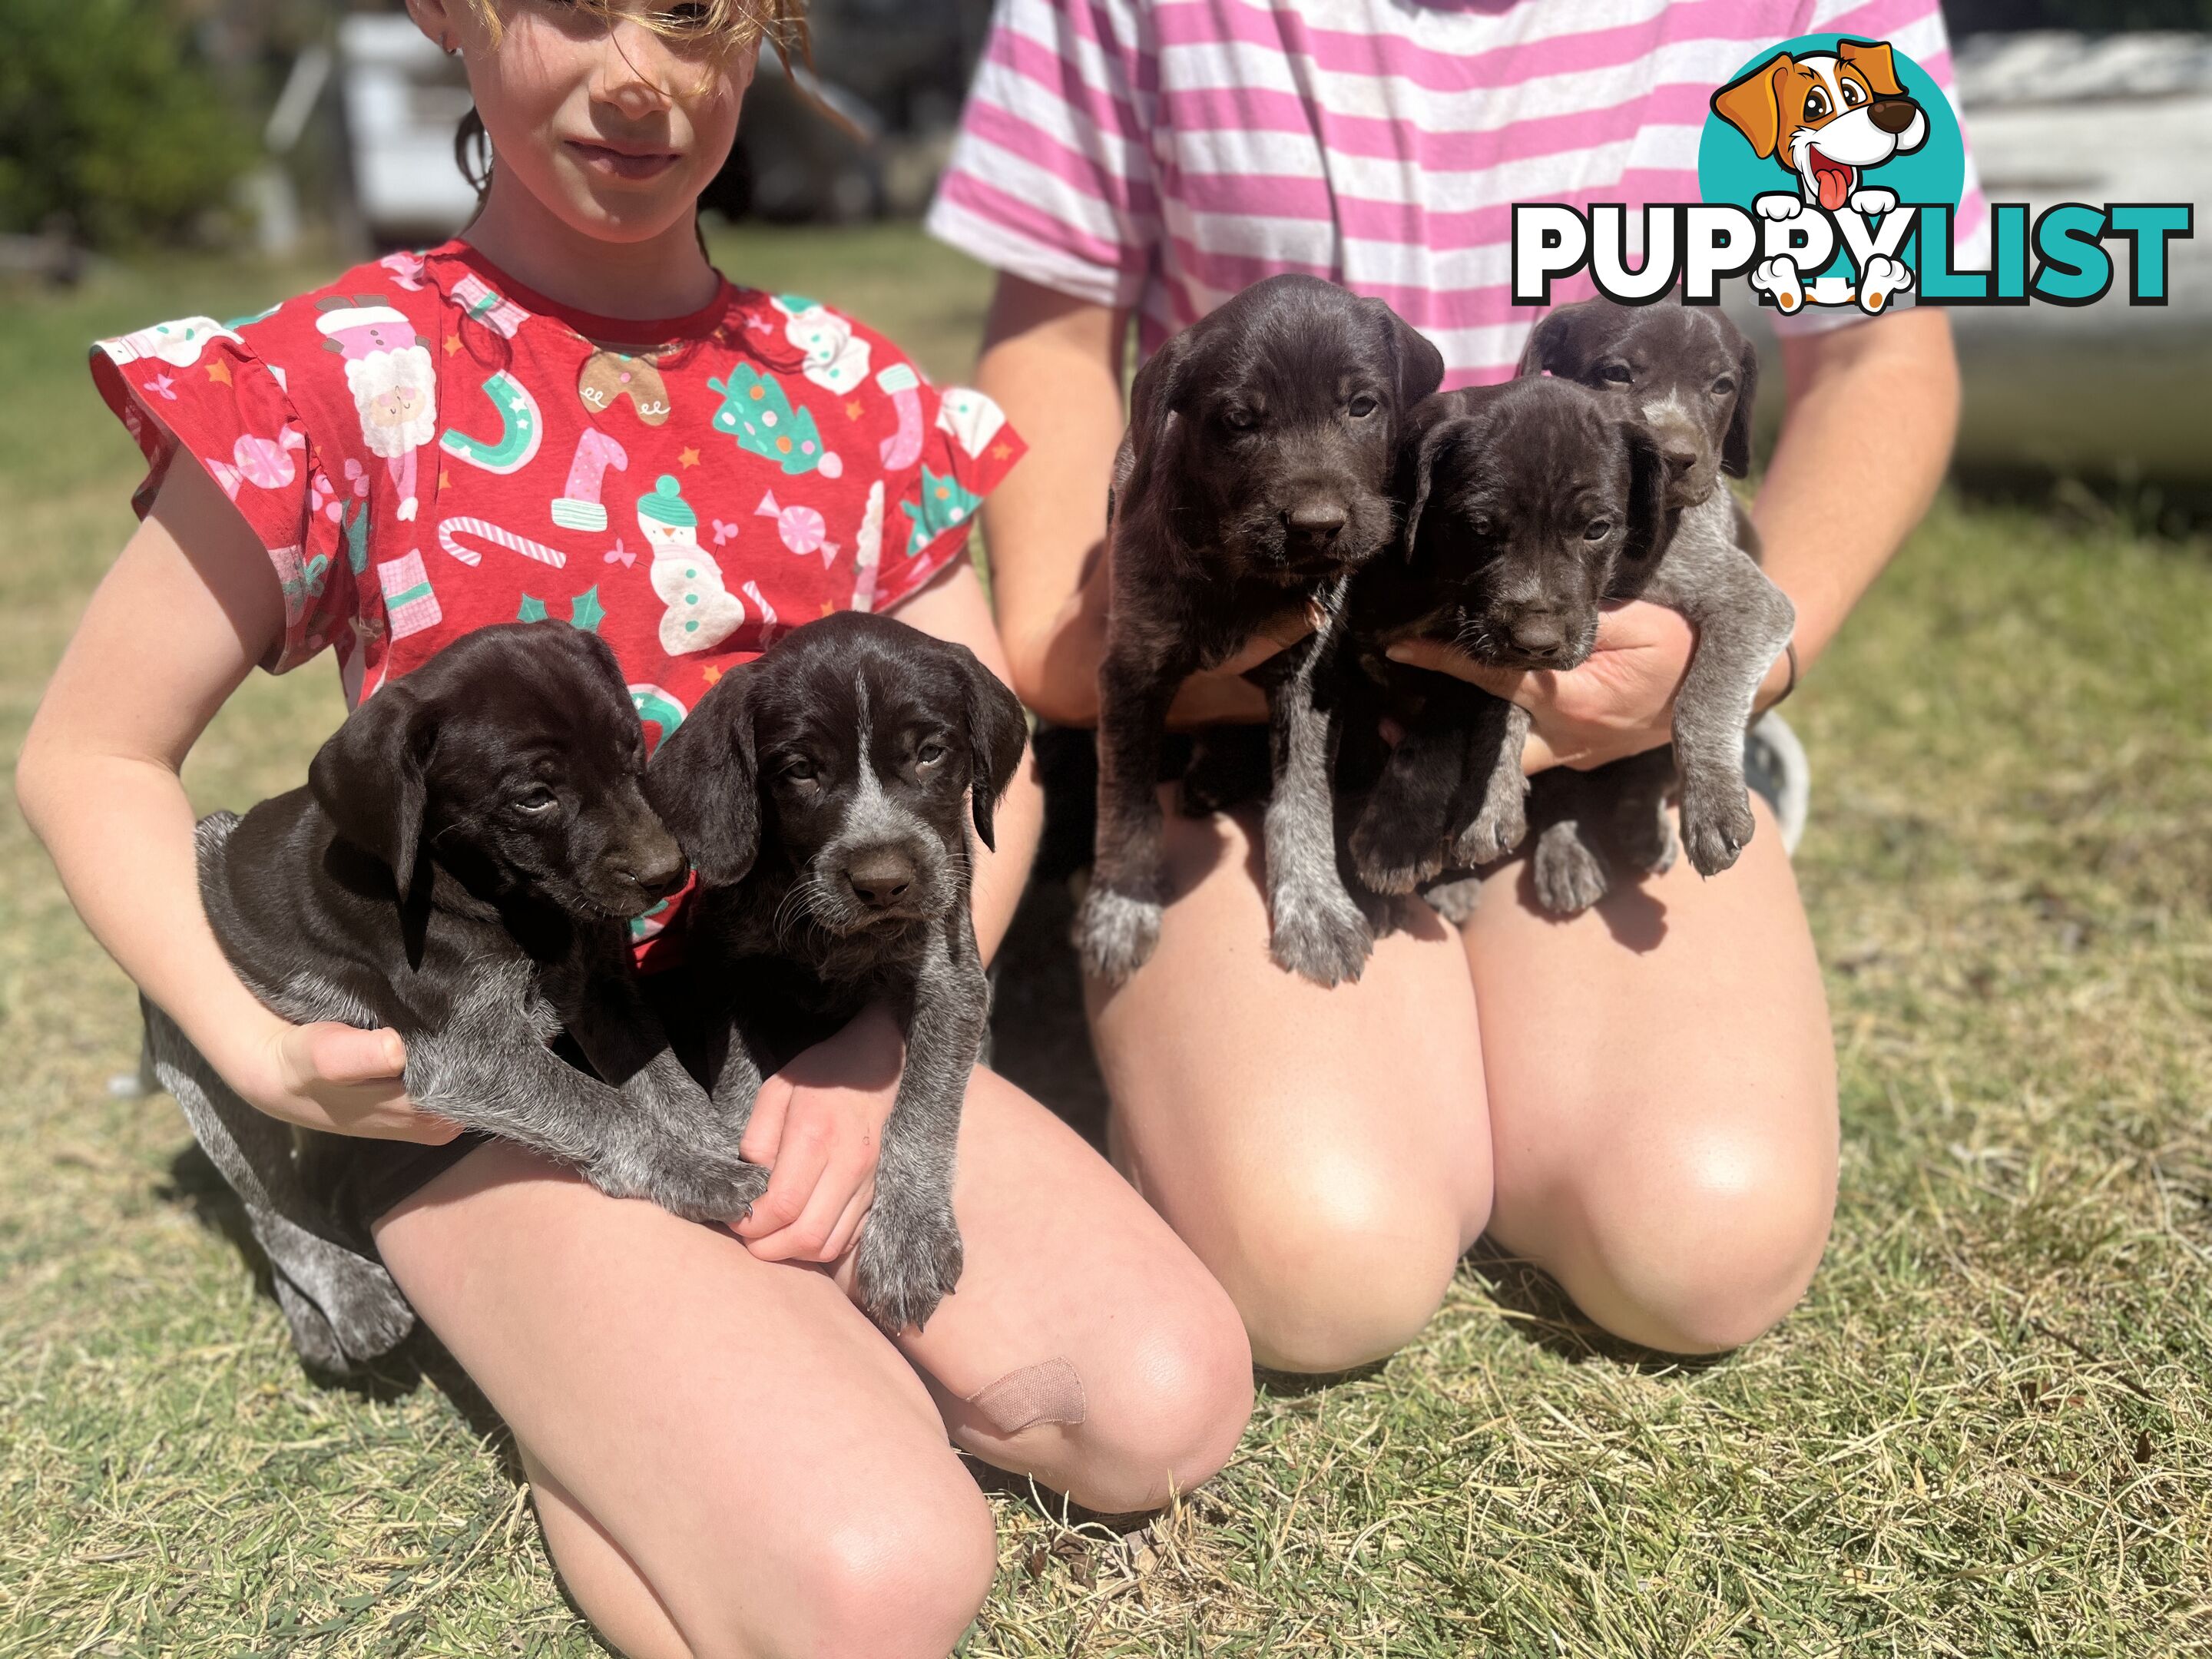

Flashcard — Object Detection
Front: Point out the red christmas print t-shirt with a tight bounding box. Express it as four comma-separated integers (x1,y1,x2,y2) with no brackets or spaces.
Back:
91,242,1024,950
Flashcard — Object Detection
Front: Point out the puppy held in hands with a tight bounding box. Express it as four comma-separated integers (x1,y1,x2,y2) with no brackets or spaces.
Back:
1343,376,1672,898
1076,273,1444,987
1512,295,1795,915
144,624,769,1372
645,612,1027,1333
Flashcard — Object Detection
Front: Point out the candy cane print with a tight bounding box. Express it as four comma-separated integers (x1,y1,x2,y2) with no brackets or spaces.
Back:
440,370,544,475
449,272,531,339
740,580,780,647
552,428,628,531
876,363,924,469
439,515,568,569
849,481,886,614
628,684,687,747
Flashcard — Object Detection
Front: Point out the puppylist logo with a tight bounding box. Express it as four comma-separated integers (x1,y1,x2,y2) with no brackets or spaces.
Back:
1512,34,2193,315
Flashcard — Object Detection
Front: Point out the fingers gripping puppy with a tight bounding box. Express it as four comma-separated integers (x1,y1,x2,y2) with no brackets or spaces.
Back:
1076,274,1444,987
1513,296,1795,913
144,624,770,1372
646,613,1027,1333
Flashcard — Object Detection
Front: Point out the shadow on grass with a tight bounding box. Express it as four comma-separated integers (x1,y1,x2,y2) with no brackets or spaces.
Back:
1459,1238,1730,1376
157,1141,525,1482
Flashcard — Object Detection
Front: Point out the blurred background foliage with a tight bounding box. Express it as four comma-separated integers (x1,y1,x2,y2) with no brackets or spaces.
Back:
0,0,257,249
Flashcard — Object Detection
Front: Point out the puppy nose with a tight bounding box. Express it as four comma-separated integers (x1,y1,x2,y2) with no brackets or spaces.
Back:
1284,500,1348,542
1508,613,1567,657
846,848,917,909
1869,98,1918,134
1660,438,1698,475
621,843,688,901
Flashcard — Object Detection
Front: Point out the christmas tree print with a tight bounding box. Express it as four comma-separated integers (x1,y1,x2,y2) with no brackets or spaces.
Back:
901,465,985,558
704,366,842,478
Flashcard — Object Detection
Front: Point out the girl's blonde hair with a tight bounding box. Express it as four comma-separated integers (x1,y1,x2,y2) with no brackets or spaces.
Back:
455,0,813,199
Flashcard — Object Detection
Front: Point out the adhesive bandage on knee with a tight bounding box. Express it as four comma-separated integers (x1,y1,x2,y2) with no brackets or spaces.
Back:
965,1357,1088,1435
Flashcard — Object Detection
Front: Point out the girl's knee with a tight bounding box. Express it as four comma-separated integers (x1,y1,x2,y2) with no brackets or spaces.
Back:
1555,1122,1835,1355
687,1457,993,1659
1219,1154,1476,1376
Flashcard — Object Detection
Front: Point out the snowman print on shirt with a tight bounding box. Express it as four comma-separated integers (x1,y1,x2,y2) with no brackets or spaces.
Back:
638,475,746,655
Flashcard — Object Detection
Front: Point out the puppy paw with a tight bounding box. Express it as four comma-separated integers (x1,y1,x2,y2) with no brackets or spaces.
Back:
1421,876,1483,926
1754,192,1806,222
276,1257,415,1372
1678,772,1757,878
1750,256,1806,315
1349,812,1446,896
855,1198,964,1334
1074,883,1164,984
1614,790,1681,876
1849,186,1898,217
1531,821,1611,916
1450,784,1529,869
1268,884,1374,986
1856,254,1914,315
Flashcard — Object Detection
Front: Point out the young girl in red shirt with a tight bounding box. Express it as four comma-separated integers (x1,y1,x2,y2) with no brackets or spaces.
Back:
19,4,1252,1654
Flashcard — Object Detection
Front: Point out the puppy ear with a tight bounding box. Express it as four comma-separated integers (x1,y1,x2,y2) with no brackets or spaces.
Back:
1515,304,1575,378
1836,38,1904,98
1621,421,1672,562
1121,329,1196,508
1723,335,1760,478
1711,53,1790,160
1399,406,1469,562
309,682,429,887
955,648,1028,853
644,667,760,886
1375,300,1445,409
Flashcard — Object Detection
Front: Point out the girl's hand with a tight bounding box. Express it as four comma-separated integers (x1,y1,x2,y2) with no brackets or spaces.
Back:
1164,602,1320,727
736,1002,906,1264
1386,599,1697,773
228,1019,462,1144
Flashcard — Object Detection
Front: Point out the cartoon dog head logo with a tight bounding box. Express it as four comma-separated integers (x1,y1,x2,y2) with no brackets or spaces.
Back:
1711,40,1929,215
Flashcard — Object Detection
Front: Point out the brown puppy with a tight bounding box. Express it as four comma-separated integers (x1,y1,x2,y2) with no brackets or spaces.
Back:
1075,273,1443,987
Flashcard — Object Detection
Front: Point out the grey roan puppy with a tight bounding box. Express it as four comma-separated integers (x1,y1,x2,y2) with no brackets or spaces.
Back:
1511,295,1795,915
144,623,769,1372
1075,273,1444,987
644,612,1028,1334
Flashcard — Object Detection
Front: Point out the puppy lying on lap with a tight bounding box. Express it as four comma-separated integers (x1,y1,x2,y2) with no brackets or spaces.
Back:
1077,273,1443,987
646,612,1028,1333
147,623,769,1373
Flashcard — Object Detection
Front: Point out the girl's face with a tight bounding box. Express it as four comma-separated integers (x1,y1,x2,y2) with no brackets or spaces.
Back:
412,0,757,244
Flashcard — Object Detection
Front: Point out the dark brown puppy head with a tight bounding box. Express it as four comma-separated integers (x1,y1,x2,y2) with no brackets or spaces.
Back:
645,612,1027,941
1516,295,1758,508
309,621,684,921
1125,273,1445,586
1399,377,1669,670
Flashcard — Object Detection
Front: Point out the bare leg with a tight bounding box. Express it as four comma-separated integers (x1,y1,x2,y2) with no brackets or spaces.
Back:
1090,792,1494,1374
1463,795,1838,1353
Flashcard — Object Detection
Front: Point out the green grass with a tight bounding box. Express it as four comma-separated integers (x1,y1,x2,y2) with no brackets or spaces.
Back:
4,227,2210,1657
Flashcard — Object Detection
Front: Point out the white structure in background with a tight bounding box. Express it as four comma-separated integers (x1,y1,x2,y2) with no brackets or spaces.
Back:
338,15,481,243
1946,32,2210,479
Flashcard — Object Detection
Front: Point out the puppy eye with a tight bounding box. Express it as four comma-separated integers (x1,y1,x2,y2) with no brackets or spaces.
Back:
916,740,947,768
1472,515,1496,538
515,787,558,813
1584,519,1613,541
1804,89,1829,120
1600,364,1633,384
1346,394,1378,419
780,757,817,783
1711,376,1737,396
1842,81,1866,108
1223,407,1259,432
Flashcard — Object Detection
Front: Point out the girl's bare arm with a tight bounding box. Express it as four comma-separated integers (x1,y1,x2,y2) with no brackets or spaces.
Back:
974,275,1295,730
15,458,455,1142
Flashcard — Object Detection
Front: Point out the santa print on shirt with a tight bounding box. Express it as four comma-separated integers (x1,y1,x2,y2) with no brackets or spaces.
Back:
90,240,1024,952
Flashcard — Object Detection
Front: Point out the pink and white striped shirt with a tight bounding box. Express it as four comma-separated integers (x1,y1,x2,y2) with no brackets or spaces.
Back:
926,0,1988,385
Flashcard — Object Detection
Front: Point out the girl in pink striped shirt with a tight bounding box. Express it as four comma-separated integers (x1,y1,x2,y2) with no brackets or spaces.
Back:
931,0,1975,1369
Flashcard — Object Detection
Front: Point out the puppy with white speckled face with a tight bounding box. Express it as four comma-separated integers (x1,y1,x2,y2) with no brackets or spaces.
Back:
645,611,1028,1335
